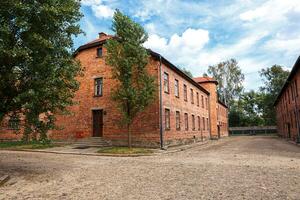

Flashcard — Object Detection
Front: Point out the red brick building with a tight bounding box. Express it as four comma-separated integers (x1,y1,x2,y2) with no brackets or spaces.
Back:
274,56,300,143
0,33,229,147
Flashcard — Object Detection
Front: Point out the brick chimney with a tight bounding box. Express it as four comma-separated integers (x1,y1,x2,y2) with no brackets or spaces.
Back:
98,32,107,39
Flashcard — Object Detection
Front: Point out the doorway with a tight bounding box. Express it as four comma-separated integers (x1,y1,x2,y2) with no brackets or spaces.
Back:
92,110,103,137
217,125,221,139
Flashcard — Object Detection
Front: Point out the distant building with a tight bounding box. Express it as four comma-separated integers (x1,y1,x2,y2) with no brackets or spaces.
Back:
274,56,300,143
0,33,229,147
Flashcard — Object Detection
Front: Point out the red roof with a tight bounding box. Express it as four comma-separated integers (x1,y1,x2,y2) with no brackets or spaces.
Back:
193,77,218,84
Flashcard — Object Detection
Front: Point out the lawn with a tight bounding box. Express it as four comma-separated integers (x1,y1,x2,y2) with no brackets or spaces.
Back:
97,147,153,154
0,141,56,150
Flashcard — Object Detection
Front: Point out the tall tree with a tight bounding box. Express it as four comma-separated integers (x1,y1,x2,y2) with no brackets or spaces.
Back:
179,67,193,78
105,10,156,148
207,59,244,107
259,65,289,125
0,0,83,141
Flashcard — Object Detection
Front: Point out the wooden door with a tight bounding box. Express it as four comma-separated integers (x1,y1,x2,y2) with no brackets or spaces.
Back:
92,110,103,137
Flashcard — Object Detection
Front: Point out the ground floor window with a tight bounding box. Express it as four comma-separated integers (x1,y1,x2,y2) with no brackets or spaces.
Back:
176,111,180,130
184,113,188,130
165,109,170,130
192,115,195,130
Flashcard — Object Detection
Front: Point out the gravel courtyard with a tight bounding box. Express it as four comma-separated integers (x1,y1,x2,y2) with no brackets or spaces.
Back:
0,136,299,200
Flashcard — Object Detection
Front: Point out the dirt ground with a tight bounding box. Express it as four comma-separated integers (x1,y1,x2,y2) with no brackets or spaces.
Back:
0,136,300,200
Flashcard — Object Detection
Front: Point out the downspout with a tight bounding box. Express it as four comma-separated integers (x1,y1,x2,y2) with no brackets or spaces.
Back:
159,55,164,149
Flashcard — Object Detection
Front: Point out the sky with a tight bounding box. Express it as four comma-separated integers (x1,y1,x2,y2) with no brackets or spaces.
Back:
76,0,300,91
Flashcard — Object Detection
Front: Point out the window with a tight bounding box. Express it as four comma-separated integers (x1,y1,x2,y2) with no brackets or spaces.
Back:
165,109,170,130
184,84,187,101
94,78,103,96
164,72,169,93
190,89,194,104
201,95,204,108
205,98,208,110
176,111,180,130
175,79,179,97
184,113,188,130
8,116,20,130
97,47,103,57
196,92,199,106
192,115,195,130
206,118,209,131
202,117,205,130
197,116,201,130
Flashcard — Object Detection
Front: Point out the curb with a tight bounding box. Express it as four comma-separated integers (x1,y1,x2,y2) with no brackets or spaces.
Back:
0,148,154,157
0,140,214,157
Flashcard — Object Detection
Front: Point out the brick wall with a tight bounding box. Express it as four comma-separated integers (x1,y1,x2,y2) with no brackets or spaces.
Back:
275,69,300,142
160,63,210,146
217,103,229,137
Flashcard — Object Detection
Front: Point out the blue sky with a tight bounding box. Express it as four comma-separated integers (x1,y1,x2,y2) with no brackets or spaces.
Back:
76,0,300,91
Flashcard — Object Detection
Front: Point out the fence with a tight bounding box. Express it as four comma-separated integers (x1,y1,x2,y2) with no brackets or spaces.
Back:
229,126,277,135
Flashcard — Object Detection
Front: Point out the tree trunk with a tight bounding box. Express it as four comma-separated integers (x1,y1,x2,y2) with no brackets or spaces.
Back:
127,123,132,149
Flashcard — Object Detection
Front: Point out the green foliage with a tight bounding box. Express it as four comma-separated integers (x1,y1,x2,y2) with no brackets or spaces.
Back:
229,91,264,127
97,147,153,154
178,67,193,78
105,10,156,147
0,0,83,141
258,65,289,125
229,65,289,127
207,59,244,107
0,140,54,149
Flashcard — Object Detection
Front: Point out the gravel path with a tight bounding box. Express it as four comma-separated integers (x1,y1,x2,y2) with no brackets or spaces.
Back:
0,136,299,200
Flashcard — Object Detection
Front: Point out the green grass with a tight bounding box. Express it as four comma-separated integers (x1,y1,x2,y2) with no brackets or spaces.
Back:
0,141,56,150
97,147,153,154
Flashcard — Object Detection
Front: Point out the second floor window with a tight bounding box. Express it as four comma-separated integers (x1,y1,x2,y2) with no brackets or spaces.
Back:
184,113,188,130
184,84,187,101
97,47,103,57
197,92,199,106
175,79,179,97
201,95,204,108
191,89,194,104
94,78,103,96
164,72,169,93
176,111,180,130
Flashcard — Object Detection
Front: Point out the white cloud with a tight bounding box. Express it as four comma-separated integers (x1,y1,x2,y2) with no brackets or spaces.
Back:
81,0,102,6
144,28,209,56
240,0,300,22
81,0,114,19
91,4,114,18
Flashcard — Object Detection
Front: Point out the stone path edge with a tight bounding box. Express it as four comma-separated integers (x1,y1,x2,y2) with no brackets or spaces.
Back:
0,140,211,157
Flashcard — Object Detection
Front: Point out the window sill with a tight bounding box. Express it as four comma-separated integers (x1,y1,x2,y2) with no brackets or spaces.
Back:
94,95,103,97
165,128,170,131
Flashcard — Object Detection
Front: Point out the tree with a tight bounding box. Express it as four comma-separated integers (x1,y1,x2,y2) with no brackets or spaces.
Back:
0,0,83,141
105,10,156,148
259,65,289,125
207,59,244,108
229,91,264,127
179,67,193,78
